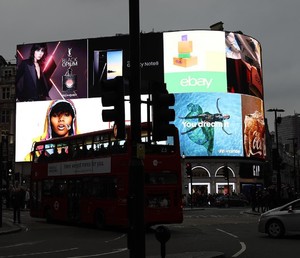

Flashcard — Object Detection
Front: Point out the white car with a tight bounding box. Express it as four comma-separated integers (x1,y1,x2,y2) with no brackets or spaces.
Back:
258,198,300,238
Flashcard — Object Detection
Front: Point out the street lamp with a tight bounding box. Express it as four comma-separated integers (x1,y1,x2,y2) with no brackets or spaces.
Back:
287,137,298,192
267,108,284,199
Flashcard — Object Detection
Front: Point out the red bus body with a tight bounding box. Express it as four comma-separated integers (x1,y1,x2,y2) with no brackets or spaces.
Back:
30,123,183,228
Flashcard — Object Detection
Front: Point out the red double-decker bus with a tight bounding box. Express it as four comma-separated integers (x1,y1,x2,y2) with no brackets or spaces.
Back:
29,123,183,228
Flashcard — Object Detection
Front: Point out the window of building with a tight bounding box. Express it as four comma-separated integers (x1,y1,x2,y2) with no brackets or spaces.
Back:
1,109,10,123
2,87,11,100
4,70,12,77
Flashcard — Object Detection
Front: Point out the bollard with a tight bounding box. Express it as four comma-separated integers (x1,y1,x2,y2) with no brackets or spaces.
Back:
155,225,171,258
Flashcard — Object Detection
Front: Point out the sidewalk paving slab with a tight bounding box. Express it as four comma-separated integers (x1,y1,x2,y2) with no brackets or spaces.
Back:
0,221,22,235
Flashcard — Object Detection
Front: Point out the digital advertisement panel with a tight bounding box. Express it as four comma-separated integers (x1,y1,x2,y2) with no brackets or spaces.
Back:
225,32,263,99
173,92,243,157
16,39,88,101
88,33,163,96
15,96,149,162
90,49,123,97
15,98,104,161
163,30,227,93
15,30,264,162
163,30,264,159
242,94,265,159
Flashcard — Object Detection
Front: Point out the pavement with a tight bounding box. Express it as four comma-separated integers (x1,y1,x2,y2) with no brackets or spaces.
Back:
0,208,262,258
0,219,22,235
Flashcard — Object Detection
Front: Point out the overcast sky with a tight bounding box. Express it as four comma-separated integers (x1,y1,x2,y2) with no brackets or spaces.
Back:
1,0,299,131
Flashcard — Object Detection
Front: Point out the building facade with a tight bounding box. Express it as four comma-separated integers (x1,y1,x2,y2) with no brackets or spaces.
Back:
276,114,300,191
0,56,271,198
0,57,16,188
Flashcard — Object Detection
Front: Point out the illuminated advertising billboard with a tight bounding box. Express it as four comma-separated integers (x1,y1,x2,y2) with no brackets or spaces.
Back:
15,39,92,162
163,30,265,159
163,31,227,93
16,39,88,101
15,30,265,162
173,92,243,157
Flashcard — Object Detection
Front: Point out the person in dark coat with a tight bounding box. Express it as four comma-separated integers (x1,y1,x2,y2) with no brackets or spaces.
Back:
11,181,23,224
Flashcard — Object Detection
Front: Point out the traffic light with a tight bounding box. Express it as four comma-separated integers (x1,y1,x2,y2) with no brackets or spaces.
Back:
186,162,192,177
150,81,175,141
101,76,125,139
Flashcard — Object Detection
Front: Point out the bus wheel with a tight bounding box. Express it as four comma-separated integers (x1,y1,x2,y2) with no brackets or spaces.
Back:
46,208,53,223
95,209,105,229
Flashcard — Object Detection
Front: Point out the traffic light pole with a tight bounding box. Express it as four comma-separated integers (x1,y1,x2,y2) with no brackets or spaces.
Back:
190,173,193,209
227,174,230,207
128,0,145,257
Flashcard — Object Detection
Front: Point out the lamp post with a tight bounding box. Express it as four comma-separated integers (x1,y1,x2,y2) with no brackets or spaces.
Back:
267,108,284,199
287,137,298,192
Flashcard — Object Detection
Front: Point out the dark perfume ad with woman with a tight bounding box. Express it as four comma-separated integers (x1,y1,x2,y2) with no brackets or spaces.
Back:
16,39,88,101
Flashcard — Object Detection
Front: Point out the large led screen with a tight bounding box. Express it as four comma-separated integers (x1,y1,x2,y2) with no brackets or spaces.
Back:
163,31,227,93
16,39,88,101
173,92,265,158
15,30,265,162
163,30,265,159
15,97,149,161
174,92,243,157
16,98,103,161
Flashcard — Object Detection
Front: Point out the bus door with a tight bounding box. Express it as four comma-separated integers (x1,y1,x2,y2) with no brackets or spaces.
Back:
67,179,81,222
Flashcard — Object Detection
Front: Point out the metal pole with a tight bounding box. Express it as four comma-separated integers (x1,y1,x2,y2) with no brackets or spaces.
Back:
227,174,230,207
288,137,298,192
128,0,145,257
274,111,281,199
268,108,284,201
190,172,193,209
293,141,297,191
273,111,282,202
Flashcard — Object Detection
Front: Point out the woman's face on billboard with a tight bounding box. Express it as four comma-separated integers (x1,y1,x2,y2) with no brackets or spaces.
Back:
34,48,45,61
50,111,73,137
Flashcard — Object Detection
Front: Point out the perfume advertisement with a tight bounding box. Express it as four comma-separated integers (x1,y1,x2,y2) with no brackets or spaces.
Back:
16,39,88,101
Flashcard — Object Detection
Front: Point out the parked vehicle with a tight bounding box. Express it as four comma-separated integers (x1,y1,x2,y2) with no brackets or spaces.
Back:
214,194,249,207
258,198,300,238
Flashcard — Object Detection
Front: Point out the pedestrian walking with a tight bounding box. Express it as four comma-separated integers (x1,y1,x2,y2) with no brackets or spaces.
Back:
25,188,30,210
11,181,23,224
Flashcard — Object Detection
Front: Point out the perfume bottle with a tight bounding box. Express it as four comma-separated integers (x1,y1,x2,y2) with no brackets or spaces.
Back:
62,67,77,92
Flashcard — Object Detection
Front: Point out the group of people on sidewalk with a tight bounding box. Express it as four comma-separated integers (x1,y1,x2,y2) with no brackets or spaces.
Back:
250,184,299,213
